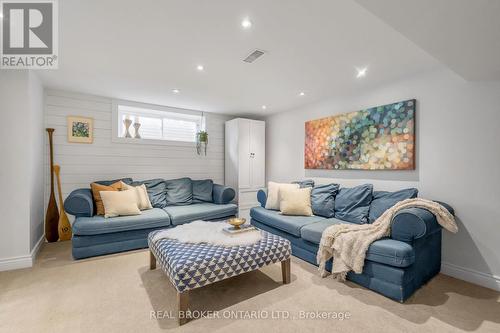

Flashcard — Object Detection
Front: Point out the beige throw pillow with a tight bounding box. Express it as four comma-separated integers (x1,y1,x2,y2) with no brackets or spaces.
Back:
265,182,300,210
100,190,141,218
279,187,313,216
90,181,123,216
121,182,153,210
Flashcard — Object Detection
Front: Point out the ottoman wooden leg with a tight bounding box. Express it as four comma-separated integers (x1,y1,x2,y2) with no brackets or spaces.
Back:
177,291,189,326
281,258,291,284
149,250,156,270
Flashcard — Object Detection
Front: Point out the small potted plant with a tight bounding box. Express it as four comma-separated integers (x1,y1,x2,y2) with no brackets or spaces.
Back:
196,130,208,155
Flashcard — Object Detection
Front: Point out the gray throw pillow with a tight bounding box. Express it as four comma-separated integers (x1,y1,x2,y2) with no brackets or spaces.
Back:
292,179,315,188
334,184,373,224
165,177,193,206
311,183,339,218
131,179,167,208
95,178,133,186
192,179,214,203
369,188,418,223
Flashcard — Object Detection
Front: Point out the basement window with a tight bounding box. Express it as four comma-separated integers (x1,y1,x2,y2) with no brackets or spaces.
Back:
112,100,204,145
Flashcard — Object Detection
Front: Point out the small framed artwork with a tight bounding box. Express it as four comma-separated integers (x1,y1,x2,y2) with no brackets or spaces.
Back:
67,116,94,143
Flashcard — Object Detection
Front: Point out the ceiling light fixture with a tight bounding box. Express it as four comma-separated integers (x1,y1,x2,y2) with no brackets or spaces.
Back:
196,65,204,71
241,18,252,29
356,67,368,78
299,92,305,96
262,105,267,110
172,89,180,94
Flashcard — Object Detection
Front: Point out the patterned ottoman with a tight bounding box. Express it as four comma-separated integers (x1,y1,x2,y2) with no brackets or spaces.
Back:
147,229,291,325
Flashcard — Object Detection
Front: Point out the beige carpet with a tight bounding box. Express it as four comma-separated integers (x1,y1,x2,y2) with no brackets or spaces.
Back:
1,242,499,333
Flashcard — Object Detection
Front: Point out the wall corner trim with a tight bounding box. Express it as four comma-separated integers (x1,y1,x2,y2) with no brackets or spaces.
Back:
0,236,44,272
441,261,500,292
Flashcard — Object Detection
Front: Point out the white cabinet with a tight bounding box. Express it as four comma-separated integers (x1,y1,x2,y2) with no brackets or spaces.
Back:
225,118,265,219
250,120,266,188
237,119,251,189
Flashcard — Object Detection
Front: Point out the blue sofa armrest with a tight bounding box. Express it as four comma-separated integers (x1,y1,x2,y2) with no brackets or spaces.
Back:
212,184,236,204
257,188,267,207
391,202,454,242
64,188,94,217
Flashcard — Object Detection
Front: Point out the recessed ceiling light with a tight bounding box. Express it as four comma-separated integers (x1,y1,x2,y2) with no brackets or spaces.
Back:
172,89,180,94
262,105,267,110
356,67,368,78
241,18,252,29
299,92,305,96
196,65,204,71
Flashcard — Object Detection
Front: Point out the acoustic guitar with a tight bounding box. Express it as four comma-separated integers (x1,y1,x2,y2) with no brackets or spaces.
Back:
54,165,72,241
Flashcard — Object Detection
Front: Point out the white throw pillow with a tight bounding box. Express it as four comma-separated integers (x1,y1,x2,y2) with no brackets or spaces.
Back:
100,190,141,218
265,181,300,210
279,187,313,216
121,182,153,210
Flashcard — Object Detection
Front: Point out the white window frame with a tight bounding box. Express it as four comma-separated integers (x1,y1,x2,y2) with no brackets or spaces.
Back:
111,99,205,146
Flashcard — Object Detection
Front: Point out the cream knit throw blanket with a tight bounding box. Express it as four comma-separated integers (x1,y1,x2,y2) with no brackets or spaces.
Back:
317,198,458,280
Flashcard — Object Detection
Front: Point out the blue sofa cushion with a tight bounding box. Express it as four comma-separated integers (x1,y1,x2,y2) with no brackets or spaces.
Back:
72,208,171,236
72,236,150,260
95,178,133,186
300,218,415,268
165,177,193,206
369,188,418,223
366,239,415,268
132,179,167,208
311,183,339,218
250,206,325,237
300,218,352,244
334,184,373,224
72,226,169,248
192,179,214,203
163,203,237,225
292,179,315,188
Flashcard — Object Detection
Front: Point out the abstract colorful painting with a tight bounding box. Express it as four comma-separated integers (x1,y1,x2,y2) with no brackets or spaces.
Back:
305,99,415,170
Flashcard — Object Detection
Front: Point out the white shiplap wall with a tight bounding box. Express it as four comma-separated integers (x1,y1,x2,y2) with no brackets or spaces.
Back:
44,89,232,206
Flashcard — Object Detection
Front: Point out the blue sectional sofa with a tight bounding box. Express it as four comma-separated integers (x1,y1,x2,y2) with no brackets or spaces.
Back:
64,178,237,259
250,183,453,302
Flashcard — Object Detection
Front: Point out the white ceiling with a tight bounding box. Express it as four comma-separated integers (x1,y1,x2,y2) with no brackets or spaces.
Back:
354,0,500,81
39,0,444,115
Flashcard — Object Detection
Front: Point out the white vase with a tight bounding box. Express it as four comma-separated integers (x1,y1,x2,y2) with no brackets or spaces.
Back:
133,122,141,139
123,119,132,138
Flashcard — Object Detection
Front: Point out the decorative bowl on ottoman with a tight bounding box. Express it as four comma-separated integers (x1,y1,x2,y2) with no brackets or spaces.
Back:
228,217,246,228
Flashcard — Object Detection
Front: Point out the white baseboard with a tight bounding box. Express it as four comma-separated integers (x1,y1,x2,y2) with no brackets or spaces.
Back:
0,255,33,272
0,236,45,272
31,235,45,261
441,261,500,291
